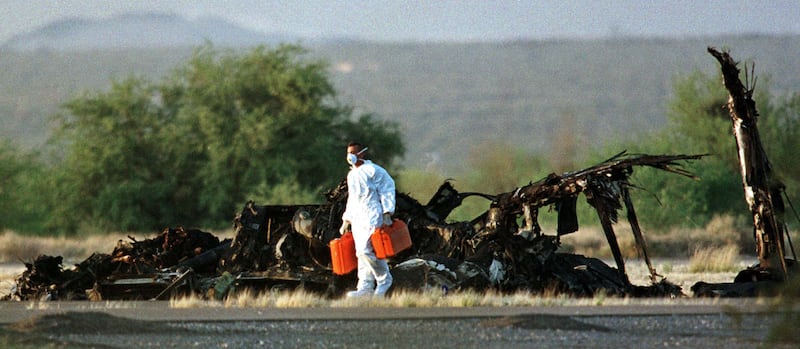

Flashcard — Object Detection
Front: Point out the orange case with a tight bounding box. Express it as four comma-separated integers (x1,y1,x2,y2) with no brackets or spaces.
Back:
330,231,357,275
371,219,412,259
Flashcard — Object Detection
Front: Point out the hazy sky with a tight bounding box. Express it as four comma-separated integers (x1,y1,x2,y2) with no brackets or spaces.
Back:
2,0,799,43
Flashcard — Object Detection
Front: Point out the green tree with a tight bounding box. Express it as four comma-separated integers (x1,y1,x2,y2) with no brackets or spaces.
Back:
624,71,743,228
0,139,50,233
621,71,800,229
758,93,800,207
52,78,175,232
443,140,550,222
50,44,403,234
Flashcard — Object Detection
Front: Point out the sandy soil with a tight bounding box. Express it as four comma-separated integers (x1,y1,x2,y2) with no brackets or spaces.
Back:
619,257,750,292
0,263,24,300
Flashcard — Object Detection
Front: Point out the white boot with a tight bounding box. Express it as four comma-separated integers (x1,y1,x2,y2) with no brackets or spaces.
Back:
347,256,375,298
369,258,393,296
346,288,374,298
374,273,393,297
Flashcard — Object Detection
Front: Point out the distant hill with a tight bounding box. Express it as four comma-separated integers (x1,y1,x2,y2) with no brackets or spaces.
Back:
0,13,798,173
317,36,800,171
1,12,301,50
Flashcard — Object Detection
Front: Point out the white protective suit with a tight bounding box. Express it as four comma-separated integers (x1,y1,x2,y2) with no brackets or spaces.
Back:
342,159,396,295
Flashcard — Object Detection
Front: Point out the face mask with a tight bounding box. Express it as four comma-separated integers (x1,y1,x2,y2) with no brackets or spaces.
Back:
347,153,358,166
346,147,368,166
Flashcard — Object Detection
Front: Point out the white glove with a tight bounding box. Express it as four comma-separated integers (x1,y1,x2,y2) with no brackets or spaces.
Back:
339,220,351,235
382,213,393,226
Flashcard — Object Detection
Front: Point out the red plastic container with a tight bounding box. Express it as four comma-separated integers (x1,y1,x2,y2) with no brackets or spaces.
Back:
371,219,412,259
330,231,357,275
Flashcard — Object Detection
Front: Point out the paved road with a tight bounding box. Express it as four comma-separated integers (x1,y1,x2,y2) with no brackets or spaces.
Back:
1,299,797,348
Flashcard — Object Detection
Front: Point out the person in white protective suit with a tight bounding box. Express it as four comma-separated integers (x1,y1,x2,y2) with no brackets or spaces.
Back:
339,142,396,297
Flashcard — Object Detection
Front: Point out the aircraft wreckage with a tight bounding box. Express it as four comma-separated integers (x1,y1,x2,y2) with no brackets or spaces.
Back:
6,48,791,302
4,151,704,301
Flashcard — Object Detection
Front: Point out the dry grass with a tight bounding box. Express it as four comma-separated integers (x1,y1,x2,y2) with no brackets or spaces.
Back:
688,244,741,273
0,230,125,263
169,293,224,309
169,285,783,309
1,215,748,263
0,229,236,263
559,214,753,260
170,288,622,309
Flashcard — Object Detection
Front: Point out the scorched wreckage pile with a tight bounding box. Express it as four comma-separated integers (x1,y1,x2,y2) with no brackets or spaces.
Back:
5,152,703,301
3,48,794,301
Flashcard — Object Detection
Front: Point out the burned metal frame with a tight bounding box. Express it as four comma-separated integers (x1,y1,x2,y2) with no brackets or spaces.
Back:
708,47,791,277
489,152,704,285
3,150,704,301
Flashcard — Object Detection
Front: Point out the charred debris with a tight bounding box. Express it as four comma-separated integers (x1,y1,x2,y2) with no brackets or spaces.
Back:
4,151,706,301
691,48,800,297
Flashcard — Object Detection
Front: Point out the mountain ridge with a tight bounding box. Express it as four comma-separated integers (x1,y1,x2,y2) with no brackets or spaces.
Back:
1,12,303,50
1,13,798,172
